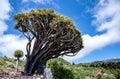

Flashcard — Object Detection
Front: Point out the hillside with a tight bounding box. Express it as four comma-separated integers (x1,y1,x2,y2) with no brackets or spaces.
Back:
78,58,120,68
47,58,120,79
0,57,120,79
103,58,120,63
0,57,25,72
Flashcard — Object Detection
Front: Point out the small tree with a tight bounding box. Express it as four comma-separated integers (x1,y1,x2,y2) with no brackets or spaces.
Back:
14,9,83,75
14,50,24,72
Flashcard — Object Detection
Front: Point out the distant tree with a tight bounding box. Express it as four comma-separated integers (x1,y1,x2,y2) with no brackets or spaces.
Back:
14,50,23,72
72,62,75,65
14,9,83,75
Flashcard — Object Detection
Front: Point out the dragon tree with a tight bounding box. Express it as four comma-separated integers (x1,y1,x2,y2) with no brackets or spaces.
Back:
14,9,83,75
14,50,23,72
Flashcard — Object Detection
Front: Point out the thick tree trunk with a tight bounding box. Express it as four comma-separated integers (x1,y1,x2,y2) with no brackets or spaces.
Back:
37,59,46,75
23,38,53,76
23,60,31,75
23,58,47,76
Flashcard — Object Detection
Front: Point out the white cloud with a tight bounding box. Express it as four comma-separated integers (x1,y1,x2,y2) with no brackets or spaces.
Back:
22,0,60,9
0,0,11,35
22,0,28,2
32,0,53,4
0,35,27,58
0,0,11,20
0,21,7,35
22,0,53,4
64,0,120,62
0,0,27,58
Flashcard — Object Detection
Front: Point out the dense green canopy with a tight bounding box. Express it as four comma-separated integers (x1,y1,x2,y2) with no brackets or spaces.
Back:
14,50,23,58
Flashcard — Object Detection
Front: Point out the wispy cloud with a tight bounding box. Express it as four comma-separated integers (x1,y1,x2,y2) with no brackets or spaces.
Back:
23,0,52,4
0,0,11,35
0,0,11,20
64,0,120,62
0,35,27,57
22,0,28,3
32,0,53,4
0,0,27,57
22,0,60,8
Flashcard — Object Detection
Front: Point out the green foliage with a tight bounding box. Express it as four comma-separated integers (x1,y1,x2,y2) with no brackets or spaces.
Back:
0,57,25,72
14,50,24,59
47,59,75,79
91,61,120,69
47,58,120,79
110,69,120,79
0,57,120,79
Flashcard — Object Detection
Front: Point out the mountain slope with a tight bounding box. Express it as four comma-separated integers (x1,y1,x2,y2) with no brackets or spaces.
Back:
103,58,120,63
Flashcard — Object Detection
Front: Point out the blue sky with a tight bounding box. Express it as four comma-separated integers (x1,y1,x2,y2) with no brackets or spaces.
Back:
0,0,120,63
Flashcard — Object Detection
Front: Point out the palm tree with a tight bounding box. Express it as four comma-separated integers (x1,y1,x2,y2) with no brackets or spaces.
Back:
14,50,23,72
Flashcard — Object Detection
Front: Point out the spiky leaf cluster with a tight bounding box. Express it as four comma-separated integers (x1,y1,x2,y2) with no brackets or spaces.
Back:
14,50,24,58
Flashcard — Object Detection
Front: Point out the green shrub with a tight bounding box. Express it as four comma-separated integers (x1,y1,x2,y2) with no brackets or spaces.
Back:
47,60,75,79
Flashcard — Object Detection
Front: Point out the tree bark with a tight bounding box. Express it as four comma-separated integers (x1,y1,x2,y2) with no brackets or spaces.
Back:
23,58,47,76
37,59,46,75
23,59,31,75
